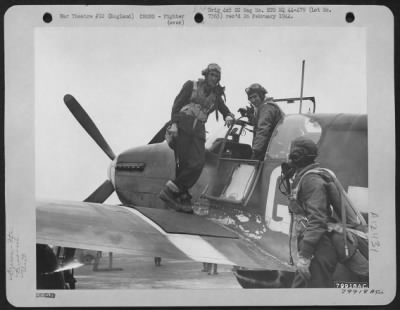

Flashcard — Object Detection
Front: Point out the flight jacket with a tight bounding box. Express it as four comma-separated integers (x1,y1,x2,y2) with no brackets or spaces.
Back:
250,100,283,156
171,80,233,139
291,163,331,259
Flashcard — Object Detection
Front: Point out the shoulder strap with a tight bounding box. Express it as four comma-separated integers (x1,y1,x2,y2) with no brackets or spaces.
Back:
291,168,326,200
190,80,198,101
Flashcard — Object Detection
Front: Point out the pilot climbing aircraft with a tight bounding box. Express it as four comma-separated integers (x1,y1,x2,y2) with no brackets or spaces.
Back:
36,94,368,289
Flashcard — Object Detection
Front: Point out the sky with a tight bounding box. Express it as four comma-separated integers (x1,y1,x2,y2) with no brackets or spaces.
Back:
35,26,366,204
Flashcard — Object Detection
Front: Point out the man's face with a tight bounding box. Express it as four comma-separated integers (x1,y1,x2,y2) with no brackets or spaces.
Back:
248,92,263,107
206,70,220,88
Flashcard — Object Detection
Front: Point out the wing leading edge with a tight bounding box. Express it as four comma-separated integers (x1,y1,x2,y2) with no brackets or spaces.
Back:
36,199,295,271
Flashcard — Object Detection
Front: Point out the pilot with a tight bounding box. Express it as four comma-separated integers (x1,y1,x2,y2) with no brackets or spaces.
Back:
244,83,283,160
160,63,235,212
283,137,338,288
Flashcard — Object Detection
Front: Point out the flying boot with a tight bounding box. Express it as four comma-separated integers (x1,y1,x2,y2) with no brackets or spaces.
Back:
159,181,193,214
176,191,194,214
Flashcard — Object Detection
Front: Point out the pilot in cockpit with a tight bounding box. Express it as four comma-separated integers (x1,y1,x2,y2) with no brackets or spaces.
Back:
243,83,284,160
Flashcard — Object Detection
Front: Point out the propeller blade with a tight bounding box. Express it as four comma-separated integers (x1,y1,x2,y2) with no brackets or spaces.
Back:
148,122,168,144
84,180,115,203
53,261,85,273
64,94,116,160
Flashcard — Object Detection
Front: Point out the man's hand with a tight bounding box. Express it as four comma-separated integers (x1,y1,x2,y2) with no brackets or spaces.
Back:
168,123,178,137
225,115,235,127
238,108,247,117
238,106,254,118
296,256,312,280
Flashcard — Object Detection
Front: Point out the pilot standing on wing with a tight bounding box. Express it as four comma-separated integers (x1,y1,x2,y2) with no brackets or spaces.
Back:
283,137,339,288
160,63,235,213
243,83,283,160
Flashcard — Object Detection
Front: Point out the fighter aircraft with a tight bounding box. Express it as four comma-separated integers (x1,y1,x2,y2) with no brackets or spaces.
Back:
36,94,368,289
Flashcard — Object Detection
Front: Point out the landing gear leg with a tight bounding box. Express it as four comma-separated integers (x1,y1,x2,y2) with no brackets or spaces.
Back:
201,262,210,272
63,269,76,289
154,257,162,266
93,252,123,272
208,264,218,275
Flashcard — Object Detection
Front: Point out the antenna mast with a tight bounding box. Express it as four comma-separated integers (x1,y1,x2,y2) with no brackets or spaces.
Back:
299,60,305,114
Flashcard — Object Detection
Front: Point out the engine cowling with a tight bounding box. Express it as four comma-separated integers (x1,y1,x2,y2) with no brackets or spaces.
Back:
114,142,175,208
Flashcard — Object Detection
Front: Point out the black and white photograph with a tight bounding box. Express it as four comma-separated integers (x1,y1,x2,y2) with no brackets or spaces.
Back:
4,4,396,307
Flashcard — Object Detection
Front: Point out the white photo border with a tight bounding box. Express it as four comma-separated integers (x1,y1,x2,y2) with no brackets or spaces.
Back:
4,4,396,307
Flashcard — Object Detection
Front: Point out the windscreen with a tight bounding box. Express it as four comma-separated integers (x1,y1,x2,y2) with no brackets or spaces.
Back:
267,114,322,159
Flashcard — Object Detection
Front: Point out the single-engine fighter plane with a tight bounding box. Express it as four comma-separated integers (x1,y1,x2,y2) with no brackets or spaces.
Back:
36,94,368,289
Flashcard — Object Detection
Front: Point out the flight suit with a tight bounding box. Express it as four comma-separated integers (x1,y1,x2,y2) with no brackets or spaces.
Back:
170,79,233,193
248,100,283,160
290,163,338,288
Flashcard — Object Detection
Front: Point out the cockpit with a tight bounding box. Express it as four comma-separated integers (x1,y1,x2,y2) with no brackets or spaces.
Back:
202,114,322,206
205,119,254,160
205,114,322,161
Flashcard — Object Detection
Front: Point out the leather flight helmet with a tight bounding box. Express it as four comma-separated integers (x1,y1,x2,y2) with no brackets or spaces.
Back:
289,137,318,165
245,83,268,98
201,63,222,76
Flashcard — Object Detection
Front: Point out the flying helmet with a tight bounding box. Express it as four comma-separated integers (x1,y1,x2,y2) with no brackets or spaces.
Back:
245,83,268,99
289,137,318,166
201,63,222,77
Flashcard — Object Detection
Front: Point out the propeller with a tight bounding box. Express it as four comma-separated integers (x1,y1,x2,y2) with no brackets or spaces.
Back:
53,260,85,273
84,179,115,203
148,122,168,144
64,94,116,160
63,94,116,203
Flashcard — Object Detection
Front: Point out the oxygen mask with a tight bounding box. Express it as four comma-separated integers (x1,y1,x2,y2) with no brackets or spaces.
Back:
278,148,306,196
278,160,296,197
281,160,296,180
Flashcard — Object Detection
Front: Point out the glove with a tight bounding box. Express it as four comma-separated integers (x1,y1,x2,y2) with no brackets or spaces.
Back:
247,105,254,115
224,115,235,127
238,106,254,118
238,108,247,117
165,123,178,149
168,123,178,137
296,256,312,280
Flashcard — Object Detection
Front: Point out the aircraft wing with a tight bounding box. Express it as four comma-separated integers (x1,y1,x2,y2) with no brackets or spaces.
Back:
37,199,295,271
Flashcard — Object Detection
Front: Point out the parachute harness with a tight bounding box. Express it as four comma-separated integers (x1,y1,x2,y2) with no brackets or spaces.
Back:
278,166,351,265
279,168,295,265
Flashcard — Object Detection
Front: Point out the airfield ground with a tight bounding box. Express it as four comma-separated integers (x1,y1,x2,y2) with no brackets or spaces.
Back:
74,253,241,289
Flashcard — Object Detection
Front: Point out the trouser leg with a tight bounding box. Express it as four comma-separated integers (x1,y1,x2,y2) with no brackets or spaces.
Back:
292,235,338,288
173,130,205,192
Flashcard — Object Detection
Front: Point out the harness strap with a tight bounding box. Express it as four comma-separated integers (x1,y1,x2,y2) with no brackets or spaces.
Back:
340,184,349,257
192,80,198,95
191,82,198,129
187,80,216,128
288,211,294,265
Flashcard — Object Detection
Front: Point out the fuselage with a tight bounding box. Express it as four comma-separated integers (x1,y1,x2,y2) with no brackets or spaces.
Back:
111,113,368,268
112,113,367,211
